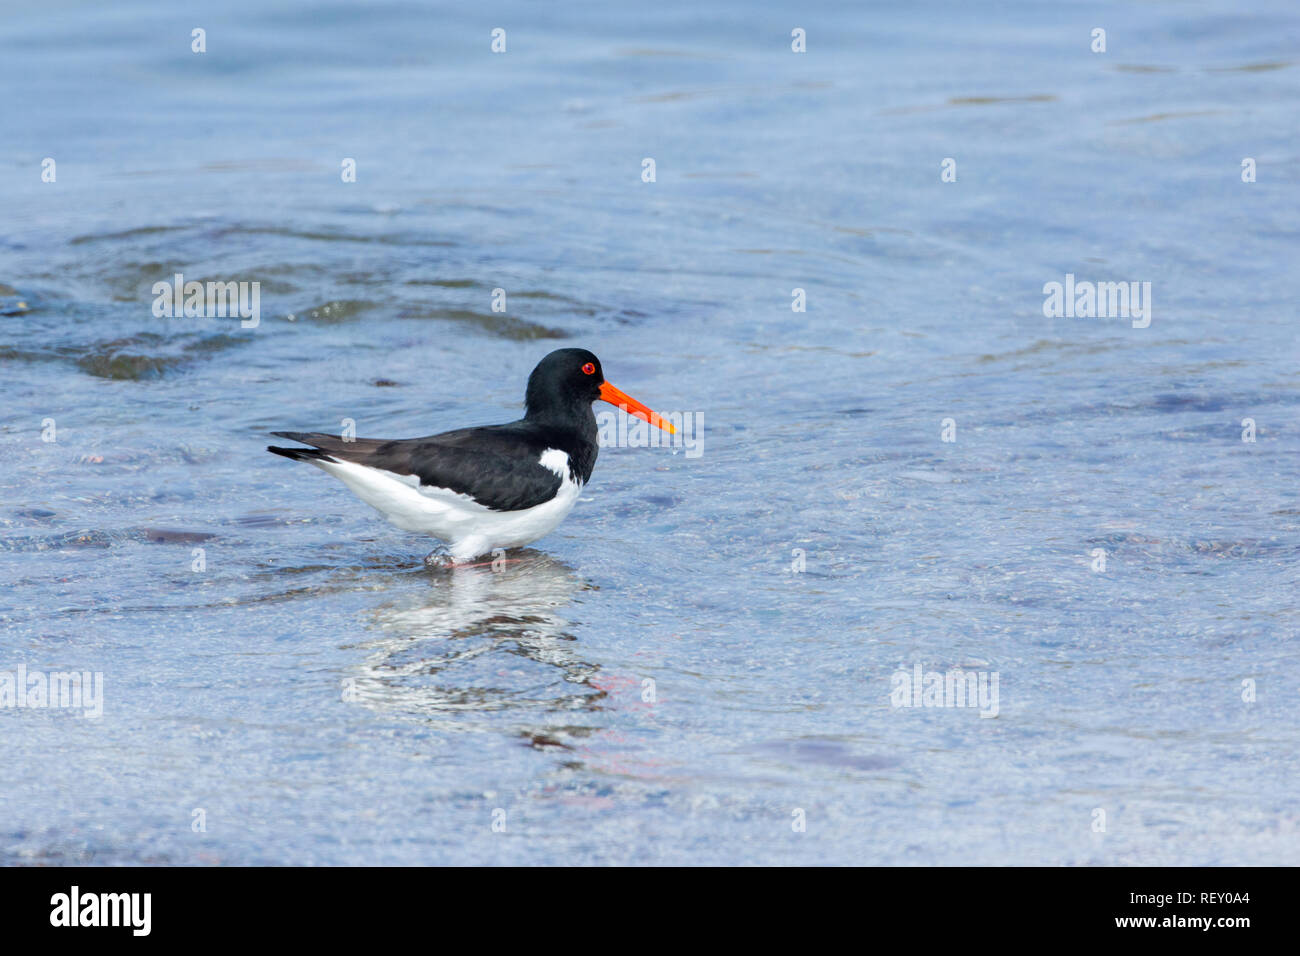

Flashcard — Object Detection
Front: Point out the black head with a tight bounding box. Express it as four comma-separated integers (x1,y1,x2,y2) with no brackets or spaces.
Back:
523,347,675,436
524,348,604,422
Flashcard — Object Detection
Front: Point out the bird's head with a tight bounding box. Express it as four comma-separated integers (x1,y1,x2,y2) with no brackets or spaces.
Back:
524,348,675,434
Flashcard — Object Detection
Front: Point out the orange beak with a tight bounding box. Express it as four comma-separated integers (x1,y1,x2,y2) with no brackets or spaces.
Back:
599,381,676,434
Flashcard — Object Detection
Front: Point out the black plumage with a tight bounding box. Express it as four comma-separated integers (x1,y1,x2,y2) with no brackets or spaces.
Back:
267,349,603,512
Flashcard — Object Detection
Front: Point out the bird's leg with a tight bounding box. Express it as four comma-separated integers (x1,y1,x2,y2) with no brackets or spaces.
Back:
454,557,527,568
424,545,530,570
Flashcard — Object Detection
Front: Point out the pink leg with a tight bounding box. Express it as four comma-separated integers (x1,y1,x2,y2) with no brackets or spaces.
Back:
445,557,529,569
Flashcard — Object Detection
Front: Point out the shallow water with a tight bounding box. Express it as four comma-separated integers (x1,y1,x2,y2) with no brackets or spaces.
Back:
2,0,1298,864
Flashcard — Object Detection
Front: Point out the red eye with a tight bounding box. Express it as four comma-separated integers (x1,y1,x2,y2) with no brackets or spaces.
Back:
582,362,596,375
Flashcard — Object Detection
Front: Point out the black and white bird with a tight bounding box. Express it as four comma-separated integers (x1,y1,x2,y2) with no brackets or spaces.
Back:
267,348,675,565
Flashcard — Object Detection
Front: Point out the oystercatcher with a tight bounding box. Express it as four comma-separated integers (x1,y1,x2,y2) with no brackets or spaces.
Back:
267,348,675,565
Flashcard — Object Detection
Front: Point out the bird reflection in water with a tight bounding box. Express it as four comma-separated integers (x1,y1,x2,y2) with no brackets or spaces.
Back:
343,551,605,733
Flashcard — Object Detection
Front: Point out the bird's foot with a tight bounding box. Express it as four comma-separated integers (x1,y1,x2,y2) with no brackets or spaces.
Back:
454,556,528,569
422,546,455,568
423,546,528,570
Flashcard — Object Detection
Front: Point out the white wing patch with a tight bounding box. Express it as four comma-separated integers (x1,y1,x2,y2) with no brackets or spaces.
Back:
538,448,571,479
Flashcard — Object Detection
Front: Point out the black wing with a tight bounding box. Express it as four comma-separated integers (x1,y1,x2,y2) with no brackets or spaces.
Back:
268,425,564,512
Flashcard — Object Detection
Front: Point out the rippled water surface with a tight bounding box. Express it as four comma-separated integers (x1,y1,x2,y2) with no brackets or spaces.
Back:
2,1,1298,864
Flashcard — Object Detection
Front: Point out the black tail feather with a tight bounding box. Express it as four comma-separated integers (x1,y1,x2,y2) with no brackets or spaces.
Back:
267,444,335,463
270,430,331,445
267,430,387,461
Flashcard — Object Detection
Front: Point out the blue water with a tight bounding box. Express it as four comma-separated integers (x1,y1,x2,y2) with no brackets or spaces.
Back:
2,0,1298,864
